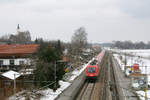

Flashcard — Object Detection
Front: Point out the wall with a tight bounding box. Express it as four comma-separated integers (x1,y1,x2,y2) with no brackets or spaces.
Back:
0,58,31,66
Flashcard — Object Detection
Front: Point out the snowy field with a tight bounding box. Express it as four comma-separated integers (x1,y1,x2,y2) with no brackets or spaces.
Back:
113,49,150,99
9,57,95,100
122,49,150,58
111,48,150,58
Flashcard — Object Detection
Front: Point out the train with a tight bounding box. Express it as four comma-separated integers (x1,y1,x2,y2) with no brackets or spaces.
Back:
86,50,105,80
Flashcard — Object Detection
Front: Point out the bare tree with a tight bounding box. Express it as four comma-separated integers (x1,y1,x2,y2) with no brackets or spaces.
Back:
70,27,88,67
71,27,88,56
16,31,31,44
9,31,31,44
0,34,11,43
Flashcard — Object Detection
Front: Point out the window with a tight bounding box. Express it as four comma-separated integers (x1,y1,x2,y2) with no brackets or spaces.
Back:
19,61,24,65
88,67,96,73
0,60,3,65
5,81,11,86
10,60,14,65
90,60,97,65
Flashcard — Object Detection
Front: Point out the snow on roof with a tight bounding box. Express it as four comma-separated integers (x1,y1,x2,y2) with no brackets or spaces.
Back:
1,70,21,80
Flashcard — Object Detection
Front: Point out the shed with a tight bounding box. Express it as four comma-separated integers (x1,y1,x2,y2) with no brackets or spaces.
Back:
129,73,147,89
1,70,21,80
0,70,22,97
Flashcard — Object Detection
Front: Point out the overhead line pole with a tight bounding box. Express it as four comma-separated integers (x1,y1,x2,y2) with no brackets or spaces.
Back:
55,61,56,91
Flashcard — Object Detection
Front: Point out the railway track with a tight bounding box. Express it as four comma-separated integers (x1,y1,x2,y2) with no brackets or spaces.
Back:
99,52,109,100
109,54,120,100
75,52,109,100
100,52,120,100
75,52,120,100
75,81,95,100
101,57,108,100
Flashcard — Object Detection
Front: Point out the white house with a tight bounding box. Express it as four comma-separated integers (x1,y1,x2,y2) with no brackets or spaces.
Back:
0,44,39,72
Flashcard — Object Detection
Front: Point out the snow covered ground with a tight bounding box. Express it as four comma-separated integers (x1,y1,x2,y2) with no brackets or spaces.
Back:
114,51,150,85
113,49,150,99
9,57,95,100
122,49,150,58
40,81,70,100
136,90,150,100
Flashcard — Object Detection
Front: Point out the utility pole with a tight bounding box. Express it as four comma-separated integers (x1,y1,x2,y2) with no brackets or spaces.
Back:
14,74,16,100
54,61,56,91
125,53,127,66
142,62,144,74
53,60,62,92
145,66,148,100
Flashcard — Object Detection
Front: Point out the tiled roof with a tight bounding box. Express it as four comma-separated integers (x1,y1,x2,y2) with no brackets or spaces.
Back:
0,44,39,57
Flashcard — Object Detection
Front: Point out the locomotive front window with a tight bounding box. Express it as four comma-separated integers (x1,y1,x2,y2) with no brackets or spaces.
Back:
88,67,96,73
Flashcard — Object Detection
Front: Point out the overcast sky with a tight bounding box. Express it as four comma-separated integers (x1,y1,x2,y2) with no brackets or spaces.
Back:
0,0,150,43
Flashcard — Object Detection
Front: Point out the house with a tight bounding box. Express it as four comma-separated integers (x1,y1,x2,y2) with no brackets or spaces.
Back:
0,44,39,72
0,70,22,97
129,73,147,89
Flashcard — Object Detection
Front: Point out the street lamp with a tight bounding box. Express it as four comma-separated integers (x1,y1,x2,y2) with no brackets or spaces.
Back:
13,72,21,100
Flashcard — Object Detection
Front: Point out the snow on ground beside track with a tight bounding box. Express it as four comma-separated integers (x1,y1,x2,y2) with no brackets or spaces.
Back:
113,54,125,71
40,81,70,100
9,81,70,100
136,90,150,100
114,51,150,85
113,49,150,99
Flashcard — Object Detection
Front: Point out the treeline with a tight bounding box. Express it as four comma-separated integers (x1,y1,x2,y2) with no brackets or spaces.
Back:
113,41,150,49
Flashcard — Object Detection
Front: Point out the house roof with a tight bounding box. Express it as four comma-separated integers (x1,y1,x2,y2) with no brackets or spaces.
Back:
0,44,39,57
129,73,146,77
1,70,21,80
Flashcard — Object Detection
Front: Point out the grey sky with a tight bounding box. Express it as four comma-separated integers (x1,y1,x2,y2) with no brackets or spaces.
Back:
0,0,150,43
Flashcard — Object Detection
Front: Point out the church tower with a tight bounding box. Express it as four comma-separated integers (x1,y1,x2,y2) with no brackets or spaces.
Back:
17,24,20,34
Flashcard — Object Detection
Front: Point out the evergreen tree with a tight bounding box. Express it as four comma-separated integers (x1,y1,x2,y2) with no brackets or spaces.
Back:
34,42,65,89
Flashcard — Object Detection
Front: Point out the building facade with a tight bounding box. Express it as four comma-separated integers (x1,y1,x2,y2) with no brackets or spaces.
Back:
0,44,39,72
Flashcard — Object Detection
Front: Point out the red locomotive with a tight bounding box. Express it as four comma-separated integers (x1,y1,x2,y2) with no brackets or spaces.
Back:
86,50,105,80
